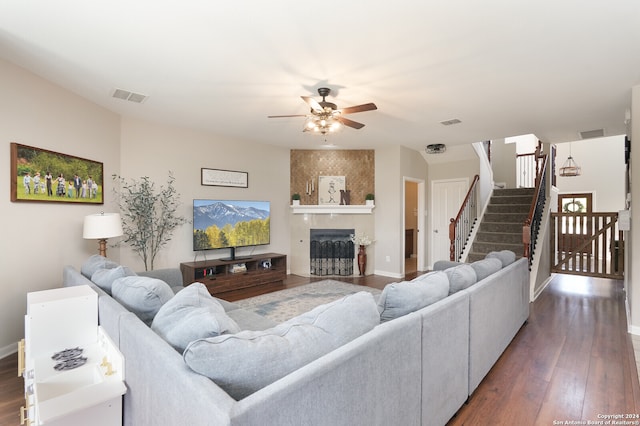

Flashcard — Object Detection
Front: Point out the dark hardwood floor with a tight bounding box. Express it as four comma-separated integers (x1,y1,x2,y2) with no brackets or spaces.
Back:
0,352,22,426
448,273,640,425
1,272,638,425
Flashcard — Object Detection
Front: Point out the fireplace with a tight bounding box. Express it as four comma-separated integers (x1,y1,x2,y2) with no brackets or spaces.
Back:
310,229,355,276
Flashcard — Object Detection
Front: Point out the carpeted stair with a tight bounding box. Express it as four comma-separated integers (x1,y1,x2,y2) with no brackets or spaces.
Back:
467,188,535,262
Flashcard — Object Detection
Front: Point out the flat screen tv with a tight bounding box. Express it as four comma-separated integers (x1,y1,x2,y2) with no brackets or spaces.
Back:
193,199,270,260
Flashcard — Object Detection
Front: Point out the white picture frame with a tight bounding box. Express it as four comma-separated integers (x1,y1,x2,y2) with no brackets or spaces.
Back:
201,168,248,188
318,176,345,205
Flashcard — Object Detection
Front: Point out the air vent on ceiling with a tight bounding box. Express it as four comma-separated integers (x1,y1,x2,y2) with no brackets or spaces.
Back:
440,118,461,126
579,128,604,139
112,88,148,104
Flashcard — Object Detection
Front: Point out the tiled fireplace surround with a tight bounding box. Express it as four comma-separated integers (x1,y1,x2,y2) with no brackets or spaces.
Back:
289,150,375,277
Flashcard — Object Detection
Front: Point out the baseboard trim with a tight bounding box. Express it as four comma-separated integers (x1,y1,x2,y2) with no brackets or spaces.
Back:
373,269,404,279
0,342,18,360
532,274,553,301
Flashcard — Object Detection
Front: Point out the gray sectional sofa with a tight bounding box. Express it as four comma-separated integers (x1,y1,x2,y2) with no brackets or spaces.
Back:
62,252,529,426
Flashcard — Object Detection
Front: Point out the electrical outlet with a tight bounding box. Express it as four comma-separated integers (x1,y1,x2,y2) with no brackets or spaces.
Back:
385,256,391,262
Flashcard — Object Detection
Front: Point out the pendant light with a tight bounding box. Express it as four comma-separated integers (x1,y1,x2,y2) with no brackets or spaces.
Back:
559,143,581,177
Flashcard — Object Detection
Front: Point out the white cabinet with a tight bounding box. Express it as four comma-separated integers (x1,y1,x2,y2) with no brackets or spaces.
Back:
20,285,126,426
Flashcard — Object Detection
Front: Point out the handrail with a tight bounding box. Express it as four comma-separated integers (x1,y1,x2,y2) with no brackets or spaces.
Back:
449,174,480,261
523,145,548,263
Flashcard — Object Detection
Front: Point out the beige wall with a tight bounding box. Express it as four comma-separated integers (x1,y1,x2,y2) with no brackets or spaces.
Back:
0,59,291,355
629,84,640,334
0,58,121,356
118,118,290,271
373,146,428,278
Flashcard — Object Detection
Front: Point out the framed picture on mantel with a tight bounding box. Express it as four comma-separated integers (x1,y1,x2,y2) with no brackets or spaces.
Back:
318,176,345,205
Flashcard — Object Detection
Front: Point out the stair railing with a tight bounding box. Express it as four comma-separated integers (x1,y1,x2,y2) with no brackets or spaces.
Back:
449,174,480,261
522,146,548,263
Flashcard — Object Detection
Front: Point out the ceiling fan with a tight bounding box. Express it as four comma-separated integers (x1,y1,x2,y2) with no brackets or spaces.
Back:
268,87,377,134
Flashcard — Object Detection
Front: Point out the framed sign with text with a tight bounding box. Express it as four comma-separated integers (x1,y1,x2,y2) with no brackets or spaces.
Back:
201,168,248,188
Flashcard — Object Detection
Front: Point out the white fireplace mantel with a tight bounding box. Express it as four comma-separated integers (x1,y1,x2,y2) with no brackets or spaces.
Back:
290,204,375,214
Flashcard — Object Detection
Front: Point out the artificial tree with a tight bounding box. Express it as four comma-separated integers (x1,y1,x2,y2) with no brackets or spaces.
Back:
112,172,188,271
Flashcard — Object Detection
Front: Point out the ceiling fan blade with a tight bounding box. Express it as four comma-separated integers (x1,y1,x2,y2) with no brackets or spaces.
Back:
301,96,323,112
340,103,377,115
335,116,365,129
267,114,307,118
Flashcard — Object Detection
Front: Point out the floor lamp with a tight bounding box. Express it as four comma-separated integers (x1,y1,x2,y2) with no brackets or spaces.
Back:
83,212,123,258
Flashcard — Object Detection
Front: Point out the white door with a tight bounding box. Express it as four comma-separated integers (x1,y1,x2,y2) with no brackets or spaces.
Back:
431,179,468,266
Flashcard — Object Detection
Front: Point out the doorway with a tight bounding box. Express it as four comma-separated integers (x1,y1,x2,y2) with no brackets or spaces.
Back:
404,178,425,275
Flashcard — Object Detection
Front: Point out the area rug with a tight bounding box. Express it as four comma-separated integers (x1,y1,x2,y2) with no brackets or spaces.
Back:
234,280,381,323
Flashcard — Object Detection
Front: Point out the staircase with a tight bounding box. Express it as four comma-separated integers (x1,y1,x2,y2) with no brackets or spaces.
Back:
467,188,535,262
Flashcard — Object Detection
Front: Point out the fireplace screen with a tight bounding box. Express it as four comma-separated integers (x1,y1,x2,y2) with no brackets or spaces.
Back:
310,229,355,276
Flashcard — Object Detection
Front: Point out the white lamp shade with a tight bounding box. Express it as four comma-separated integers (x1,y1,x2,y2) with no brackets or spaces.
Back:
83,213,123,239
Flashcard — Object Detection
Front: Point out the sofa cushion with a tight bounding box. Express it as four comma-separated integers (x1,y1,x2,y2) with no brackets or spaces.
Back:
183,291,379,400
112,276,174,325
81,254,119,278
378,271,449,322
432,260,463,271
470,258,503,281
137,268,184,288
445,264,477,294
151,283,241,352
91,266,136,295
226,308,278,331
485,250,517,267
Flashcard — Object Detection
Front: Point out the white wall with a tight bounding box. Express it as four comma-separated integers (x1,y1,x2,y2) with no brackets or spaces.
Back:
491,139,517,188
555,135,626,212
0,59,121,356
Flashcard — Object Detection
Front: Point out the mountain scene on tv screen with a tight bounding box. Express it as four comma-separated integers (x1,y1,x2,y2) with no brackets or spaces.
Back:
193,201,270,250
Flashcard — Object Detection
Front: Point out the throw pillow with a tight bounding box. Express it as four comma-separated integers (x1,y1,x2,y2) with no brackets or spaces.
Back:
81,254,119,278
378,271,449,322
91,266,136,295
111,276,174,325
470,258,503,281
445,264,477,294
151,283,241,352
485,250,517,267
432,260,463,271
183,291,379,400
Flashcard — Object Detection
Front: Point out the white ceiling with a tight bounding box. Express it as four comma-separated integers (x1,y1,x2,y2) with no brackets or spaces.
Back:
1,1,639,152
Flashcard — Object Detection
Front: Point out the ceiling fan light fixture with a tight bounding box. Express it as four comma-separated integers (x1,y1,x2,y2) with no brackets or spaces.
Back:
304,114,341,135
272,87,375,134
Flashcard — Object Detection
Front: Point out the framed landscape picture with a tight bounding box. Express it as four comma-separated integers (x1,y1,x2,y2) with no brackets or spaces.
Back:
10,143,104,204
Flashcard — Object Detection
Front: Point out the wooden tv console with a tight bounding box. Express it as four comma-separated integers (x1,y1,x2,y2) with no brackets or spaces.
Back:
180,253,286,296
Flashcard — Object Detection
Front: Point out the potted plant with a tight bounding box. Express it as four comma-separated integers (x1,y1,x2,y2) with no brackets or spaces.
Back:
112,172,188,271
292,193,301,206
365,193,375,206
